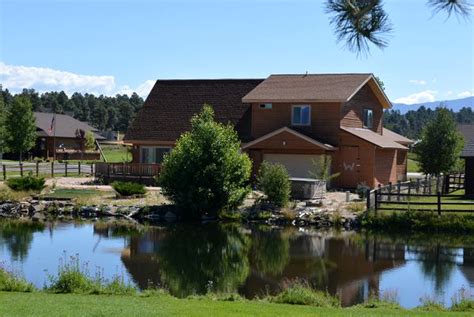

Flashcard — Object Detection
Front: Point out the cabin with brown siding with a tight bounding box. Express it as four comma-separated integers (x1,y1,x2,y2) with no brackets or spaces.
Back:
124,74,413,188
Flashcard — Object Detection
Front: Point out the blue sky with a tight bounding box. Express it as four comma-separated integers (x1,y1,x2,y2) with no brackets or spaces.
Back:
0,0,473,104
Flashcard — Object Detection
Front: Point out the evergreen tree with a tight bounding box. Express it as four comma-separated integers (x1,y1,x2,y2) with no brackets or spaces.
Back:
415,108,464,176
6,96,37,162
0,95,9,158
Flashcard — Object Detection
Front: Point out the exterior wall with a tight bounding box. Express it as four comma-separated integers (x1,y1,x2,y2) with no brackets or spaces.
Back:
335,131,376,188
340,84,383,134
250,102,341,145
245,131,328,152
32,136,99,160
465,158,474,198
374,148,397,186
396,150,408,181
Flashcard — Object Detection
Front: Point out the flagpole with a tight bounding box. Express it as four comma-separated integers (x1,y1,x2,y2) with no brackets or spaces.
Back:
53,113,56,162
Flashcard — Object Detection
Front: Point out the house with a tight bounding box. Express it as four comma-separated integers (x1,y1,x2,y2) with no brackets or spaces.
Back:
33,112,105,160
459,124,474,197
124,74,413,188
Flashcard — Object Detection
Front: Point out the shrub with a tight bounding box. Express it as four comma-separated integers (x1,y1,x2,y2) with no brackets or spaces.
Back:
6,173,45,191
158,105,252,220
111,181,146,196
0,266,35,292
257,161,291,207
356,183,370,199
269,281,340,307
451,288,474,312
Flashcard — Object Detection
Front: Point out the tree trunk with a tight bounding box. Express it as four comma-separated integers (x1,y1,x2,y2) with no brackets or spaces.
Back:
19,151,23,163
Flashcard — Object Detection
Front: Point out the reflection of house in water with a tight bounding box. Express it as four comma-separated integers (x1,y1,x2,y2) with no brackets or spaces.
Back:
120,230,166,289
119,228,405,306
242,232,406,306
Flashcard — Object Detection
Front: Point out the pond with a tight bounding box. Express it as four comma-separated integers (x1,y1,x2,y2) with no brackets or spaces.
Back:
0,221,473,308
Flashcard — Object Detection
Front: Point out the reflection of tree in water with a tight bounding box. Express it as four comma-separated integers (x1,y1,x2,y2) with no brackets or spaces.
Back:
411,243,458,294
158,223,250,297
0,221,45,261
250,227,291,275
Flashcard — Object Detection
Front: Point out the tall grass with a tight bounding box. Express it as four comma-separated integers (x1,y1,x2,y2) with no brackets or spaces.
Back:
0,264,35,292
45,254,136,295
267,280,340,307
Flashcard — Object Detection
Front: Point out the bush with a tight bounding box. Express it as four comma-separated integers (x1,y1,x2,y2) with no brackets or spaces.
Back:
158,105,252,220
269,281,340,307
257,162,291,207
451,288,474,312
111,181,146,196
356,183,370,199
0,266,35,292
6,173,45,192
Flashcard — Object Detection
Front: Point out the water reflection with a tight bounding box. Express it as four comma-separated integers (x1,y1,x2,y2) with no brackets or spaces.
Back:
0,222,45,261
1,221,473,308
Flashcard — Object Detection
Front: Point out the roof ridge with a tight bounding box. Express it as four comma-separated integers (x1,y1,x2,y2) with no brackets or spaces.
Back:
270,73,373,76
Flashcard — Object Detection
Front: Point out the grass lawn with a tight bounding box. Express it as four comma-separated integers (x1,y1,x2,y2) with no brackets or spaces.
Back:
102,144,131,163
0,292,470,317
408,159,420,173
39,188,114,200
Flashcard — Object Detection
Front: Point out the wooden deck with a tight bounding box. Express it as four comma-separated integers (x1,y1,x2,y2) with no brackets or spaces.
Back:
95,163,161,185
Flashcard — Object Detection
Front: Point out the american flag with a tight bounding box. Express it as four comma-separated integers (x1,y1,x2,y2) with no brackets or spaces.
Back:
48,114,55,134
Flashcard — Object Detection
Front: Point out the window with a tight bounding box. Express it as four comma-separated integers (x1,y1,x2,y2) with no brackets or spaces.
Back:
259,103,272,109
140,146,171,164
291,105,311,126
363,109,374,129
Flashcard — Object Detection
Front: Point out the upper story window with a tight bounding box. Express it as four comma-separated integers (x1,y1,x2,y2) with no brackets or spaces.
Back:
259,103,272,109
363,109,374,129
292,105,311,126
140,146,171,164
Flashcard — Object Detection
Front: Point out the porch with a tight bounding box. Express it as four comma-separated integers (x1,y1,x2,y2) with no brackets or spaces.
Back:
95,163,161,185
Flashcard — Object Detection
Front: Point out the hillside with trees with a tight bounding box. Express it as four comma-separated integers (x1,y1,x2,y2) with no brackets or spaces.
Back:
384,106,474,140
0,87,144,133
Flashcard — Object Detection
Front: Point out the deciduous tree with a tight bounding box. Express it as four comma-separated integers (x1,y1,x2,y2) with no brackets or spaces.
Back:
6,96,37,162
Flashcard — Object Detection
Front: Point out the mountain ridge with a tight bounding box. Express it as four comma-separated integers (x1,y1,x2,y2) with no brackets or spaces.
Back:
391,96,473,113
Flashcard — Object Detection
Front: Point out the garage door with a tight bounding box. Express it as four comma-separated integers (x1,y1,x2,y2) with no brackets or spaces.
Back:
262,154,321,178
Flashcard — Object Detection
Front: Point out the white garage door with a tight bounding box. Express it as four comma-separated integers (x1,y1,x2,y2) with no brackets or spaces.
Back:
263,154,321,178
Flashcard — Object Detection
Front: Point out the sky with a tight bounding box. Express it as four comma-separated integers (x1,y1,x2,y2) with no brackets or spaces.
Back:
0,0,473,104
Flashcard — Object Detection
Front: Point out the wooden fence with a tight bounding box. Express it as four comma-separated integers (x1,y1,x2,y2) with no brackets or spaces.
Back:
1,162,95,180
366,174,472,214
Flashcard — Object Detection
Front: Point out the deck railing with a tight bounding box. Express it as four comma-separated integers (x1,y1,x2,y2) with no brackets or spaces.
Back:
95,162,161,178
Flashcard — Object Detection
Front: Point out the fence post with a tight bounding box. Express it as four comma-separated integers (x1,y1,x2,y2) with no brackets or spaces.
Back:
408,181,412,196
416,178,420,194
36,161,39,177
374,189,378,216
65,162,68,177
91,164,93,175
444,174,449,194
388,182,392,202
366,189,371,210
397,181,401,202
78,161,81,175
437,191,441,216
2,164,5,180
51,161,54,178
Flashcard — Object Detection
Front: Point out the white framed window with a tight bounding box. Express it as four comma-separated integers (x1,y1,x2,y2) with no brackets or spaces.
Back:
363,109,374,129
291,105,311,126
140,146,171,164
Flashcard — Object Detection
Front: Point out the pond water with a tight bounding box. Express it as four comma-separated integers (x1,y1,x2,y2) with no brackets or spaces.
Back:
1,221,473,308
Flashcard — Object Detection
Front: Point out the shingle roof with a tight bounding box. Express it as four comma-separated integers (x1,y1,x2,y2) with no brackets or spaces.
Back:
34,112,105,140
124,79,264,142
341,127,408,150
242,73,382,103
459,124,474,158
382,128,414,145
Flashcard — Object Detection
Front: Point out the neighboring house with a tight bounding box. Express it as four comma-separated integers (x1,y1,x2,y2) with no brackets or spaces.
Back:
33,112,105,160
124,74,413,188
458,124,474,197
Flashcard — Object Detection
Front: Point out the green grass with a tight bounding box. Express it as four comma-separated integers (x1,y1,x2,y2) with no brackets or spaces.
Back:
408,159,420,173
378,190,474,212
0,292,471,317
102,144,131,163
40,188,114,200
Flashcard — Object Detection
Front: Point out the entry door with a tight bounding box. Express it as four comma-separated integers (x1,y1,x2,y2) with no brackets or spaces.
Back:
340,146,360,188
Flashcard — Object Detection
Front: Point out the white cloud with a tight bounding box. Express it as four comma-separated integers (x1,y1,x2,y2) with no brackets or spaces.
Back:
446,91,453,96
409,79,426,85
0,62,153,98
458,90,474,98
394,90,438,105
